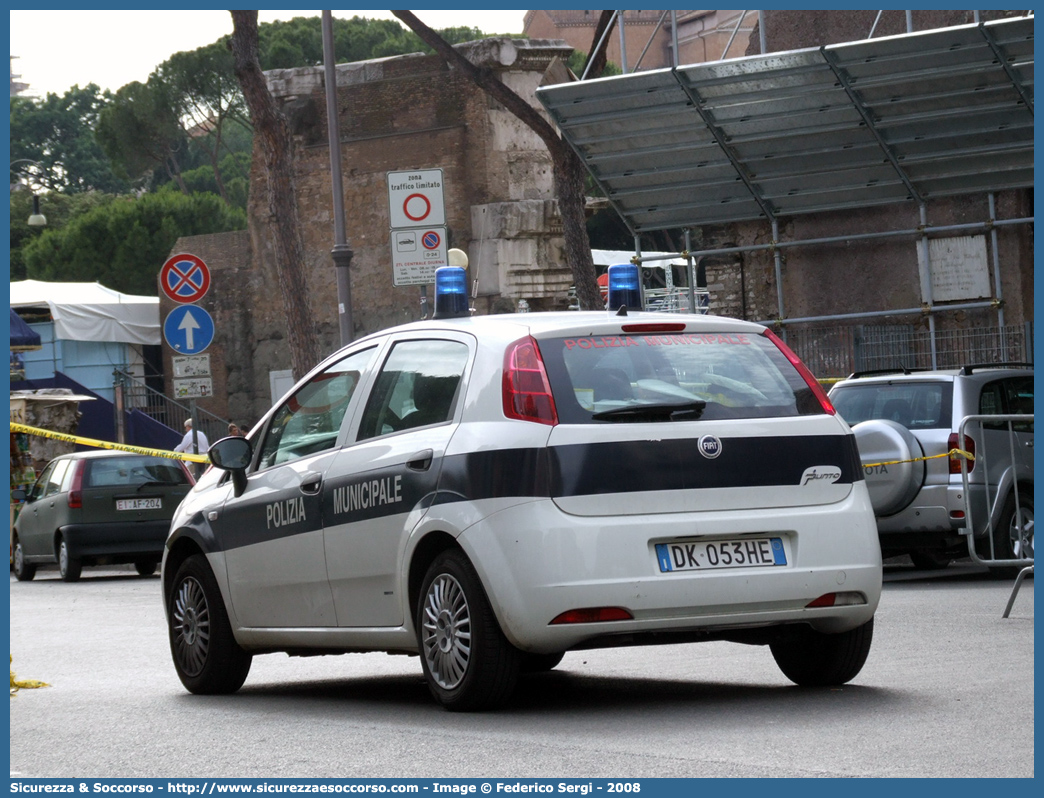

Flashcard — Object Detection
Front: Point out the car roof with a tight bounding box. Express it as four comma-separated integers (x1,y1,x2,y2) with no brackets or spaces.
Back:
349,310,768,346
833,366,1033,387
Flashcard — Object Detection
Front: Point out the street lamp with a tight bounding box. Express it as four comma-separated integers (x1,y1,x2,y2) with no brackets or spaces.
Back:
27,195,46,226
10,158,47,227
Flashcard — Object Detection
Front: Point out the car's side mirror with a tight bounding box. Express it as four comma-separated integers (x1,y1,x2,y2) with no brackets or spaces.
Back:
208,436,253,497
11,489,27,502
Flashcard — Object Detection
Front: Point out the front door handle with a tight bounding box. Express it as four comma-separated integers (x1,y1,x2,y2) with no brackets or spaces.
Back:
406,449,434,472
300,472,323,495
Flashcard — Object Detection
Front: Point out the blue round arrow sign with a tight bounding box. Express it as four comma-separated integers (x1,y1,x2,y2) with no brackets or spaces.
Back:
164,305,215,354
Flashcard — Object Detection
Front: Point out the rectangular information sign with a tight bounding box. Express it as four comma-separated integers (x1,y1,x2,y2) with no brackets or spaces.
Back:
173,377,213,399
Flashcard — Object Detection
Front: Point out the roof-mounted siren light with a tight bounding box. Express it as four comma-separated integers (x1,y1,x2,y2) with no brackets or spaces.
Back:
433,266,470,319
606,263,642,315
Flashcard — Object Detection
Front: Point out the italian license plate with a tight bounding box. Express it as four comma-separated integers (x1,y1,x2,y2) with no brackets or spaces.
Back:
656,537,787,572
116,498,162,511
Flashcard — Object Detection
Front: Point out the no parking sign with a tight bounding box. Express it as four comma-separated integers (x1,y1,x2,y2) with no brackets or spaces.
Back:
160,253,211,303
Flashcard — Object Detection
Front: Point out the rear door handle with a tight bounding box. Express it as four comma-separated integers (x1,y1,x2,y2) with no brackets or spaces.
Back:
406,449,434,472
300,472,323,495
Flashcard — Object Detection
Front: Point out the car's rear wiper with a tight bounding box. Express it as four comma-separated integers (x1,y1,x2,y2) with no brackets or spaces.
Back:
136,480,181,491
591,400,707,422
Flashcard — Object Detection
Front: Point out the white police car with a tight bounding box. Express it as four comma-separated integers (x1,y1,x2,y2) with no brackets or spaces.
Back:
162,266,882,711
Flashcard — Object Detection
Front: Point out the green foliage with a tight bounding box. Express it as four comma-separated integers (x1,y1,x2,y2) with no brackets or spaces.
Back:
21,192,246,296
95,79,187,187
566,49,623,79
256,15,496,68
10,86,130,194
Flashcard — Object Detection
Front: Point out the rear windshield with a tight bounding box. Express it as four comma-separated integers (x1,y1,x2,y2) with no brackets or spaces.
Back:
830,382,953,429
539,330,826,423
84,457,190,488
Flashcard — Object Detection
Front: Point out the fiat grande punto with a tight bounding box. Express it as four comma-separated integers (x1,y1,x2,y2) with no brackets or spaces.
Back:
162,271,882,710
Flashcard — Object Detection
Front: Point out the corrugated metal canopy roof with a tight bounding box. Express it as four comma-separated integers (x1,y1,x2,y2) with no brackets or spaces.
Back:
537,16,1033,233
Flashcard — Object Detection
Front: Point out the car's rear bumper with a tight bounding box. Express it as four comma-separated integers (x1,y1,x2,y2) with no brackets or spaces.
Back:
874,482,991,539
60,522,169,561
457,488,882,653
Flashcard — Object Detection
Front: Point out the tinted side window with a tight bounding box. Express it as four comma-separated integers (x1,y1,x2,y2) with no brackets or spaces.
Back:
357,339,469,440
28,462,56,501
43,461,69,498
257,347,377,470
982,377,1034,433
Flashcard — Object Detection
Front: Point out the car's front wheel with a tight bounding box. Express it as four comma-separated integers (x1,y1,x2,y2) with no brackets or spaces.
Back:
134,559,158,576
770,617,874,687
12,538,35,582
416,549,519,711
58,537,81,582
168,554,252,694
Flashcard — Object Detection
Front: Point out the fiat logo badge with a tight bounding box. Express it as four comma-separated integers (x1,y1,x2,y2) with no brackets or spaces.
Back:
698,435,722,459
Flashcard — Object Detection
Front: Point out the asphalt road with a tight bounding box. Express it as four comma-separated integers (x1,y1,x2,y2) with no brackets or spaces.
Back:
8,561,1034,779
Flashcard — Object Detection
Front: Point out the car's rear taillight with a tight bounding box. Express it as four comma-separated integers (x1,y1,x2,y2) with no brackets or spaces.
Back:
763,329,836,415
67,460,84,509
503,336,558,426
948,432,975,474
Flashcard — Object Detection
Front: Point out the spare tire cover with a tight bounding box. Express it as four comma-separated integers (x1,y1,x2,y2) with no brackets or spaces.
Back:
851,419,926,516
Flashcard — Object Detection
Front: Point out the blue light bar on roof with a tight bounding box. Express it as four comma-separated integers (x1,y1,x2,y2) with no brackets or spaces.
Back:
606,263,642,312
433,266,469,319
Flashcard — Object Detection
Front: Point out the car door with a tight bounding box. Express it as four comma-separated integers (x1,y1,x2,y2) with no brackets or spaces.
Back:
217,345,379,628
978,377,1034,485
19,459,70,558
323,335,472,628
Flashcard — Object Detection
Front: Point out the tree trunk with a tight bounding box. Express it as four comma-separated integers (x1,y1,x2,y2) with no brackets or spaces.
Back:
392,10,603,310
552,143,603,310
229,10,321,379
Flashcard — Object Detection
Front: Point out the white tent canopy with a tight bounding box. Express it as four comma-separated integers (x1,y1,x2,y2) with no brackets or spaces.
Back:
10,280,161,346
592,250,691,269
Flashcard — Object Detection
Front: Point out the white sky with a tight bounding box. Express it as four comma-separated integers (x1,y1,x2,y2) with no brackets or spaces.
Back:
9,9,529,98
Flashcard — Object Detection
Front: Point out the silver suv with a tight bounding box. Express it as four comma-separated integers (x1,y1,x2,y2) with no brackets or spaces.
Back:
829,365,1033,569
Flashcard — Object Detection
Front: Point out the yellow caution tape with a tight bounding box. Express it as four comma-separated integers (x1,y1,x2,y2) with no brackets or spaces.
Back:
10,657,49,696
9,422,208,464
863,448,974,469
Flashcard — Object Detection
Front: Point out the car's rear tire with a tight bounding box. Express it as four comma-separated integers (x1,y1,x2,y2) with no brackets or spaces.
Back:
12,539,35,582
909,550,952,571
770,617,874,687
416,549,519,711
58,537,81,582
168,554,252,694
519,652,565,673
134,559,158,577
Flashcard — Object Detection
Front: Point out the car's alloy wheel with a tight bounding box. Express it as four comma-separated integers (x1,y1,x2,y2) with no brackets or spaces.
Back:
1007,503,1034,560
168,554,251,694
416,550,519,711
58,538,81,582
172,575,210,678
12,540,35,582
421,572,472,690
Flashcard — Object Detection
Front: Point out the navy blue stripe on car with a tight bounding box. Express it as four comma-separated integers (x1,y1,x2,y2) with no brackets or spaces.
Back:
547,434,862,497
209,434,860,551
